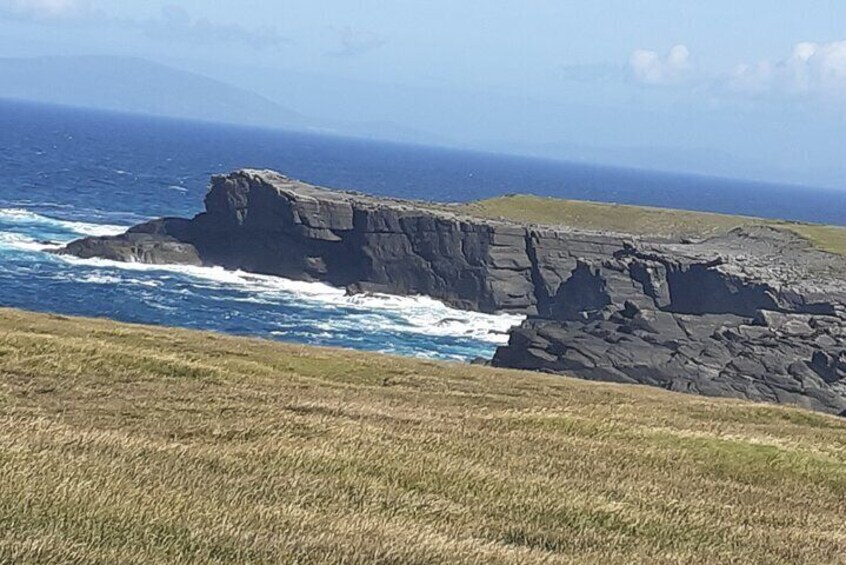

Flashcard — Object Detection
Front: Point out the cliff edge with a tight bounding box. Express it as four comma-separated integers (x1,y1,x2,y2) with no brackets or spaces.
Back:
59,169,846,415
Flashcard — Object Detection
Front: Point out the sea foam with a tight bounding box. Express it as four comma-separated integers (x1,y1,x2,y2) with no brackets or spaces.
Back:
2,207,525,352
0,208,128,238
0,232,64,252
57,255,524,345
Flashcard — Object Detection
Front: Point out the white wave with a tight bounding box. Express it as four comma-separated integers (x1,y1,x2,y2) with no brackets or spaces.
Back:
0,208,127,238
307,296,522,343
73,273,124,285
0,206,522,348
54,255,525,344
57,219,127,237
0,232,63,252
69,273,160,288
0,208,40,220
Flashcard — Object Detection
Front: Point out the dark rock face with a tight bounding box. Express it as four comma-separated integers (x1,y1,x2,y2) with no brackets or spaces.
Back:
190,172,548,313
58,169,846,415
62,218,202,266
495,234,846,414
61,170,632,315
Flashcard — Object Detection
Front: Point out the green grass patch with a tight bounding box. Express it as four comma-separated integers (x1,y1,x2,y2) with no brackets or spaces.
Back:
461,193,846,255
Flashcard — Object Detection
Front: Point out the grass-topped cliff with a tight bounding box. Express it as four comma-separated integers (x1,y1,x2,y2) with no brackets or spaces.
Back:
463,194,846,254
2,308,845,564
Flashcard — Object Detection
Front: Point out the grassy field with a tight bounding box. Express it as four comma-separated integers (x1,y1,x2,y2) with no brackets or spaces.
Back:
1,308,845,563
462,194,846,255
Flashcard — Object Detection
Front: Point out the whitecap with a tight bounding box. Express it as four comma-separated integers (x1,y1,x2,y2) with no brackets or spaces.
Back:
72,273,124,285
59,220,127,237
1,208,523,349
53,255,525,345
0,208,127,238
0,232,63,252
70,273,163,287
0,208,40,220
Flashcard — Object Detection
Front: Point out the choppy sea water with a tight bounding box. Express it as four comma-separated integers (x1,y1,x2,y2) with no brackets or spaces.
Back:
0,208,523,360
2,99,845,361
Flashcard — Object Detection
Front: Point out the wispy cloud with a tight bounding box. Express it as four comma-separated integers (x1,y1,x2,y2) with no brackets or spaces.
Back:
729,41,846,98
628,44,693,86
0,0,97,20
327,26,386,58
0,2,288,50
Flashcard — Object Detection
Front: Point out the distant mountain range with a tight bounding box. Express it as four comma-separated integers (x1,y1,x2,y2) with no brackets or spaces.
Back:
1,54,840,190
0,55,444,145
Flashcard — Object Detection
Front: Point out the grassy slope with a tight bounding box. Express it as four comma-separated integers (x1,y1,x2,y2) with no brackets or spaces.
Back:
462,195,846,254
1,308,845,564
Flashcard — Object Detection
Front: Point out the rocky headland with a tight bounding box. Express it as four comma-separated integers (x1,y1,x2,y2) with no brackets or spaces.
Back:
60,169,846,415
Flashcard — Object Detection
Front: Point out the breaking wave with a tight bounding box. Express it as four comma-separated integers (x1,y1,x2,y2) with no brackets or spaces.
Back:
0,208,127,238
1,207,524,359
56,256,524,345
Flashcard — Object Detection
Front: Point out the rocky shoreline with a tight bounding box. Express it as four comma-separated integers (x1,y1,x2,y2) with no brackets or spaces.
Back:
60,169,846,415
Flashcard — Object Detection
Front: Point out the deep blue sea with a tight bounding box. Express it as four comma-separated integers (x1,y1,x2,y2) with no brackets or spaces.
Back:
2,99,845,360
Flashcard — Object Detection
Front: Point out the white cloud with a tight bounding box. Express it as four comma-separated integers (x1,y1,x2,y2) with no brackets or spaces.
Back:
1,0,94,20
0,2,287,50
730,41,846,97
628,44,693,85
626,40,846,102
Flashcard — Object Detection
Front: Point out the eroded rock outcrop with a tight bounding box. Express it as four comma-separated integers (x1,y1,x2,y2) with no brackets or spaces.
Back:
494,235,846,415
62,170,633,314
59,169,846,415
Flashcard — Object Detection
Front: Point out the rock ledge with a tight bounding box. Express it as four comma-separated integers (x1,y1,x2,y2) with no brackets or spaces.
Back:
59,169,846,415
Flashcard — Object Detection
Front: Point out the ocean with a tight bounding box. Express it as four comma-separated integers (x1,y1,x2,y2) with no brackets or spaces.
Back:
2,99,845,361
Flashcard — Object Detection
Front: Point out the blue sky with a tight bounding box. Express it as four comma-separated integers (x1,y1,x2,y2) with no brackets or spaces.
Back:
1,1,845,188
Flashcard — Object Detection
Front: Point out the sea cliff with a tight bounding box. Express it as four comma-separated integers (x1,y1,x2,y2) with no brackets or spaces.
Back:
60,169,846,415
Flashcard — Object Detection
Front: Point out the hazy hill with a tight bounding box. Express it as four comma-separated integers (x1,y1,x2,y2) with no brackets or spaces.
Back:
0,55,443,145
0,55,313,130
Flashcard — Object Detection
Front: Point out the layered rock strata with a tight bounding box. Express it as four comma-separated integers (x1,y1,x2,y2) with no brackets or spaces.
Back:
60,170,846,415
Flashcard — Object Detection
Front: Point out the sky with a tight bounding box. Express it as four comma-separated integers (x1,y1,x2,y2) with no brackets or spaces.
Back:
1,0,845,188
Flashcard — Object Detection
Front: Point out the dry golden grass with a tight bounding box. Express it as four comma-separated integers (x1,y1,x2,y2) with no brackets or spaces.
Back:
463,194,846,255
787,223,846,256
1,308,846,564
